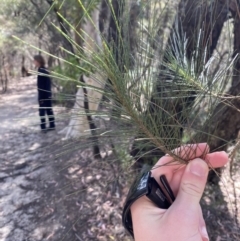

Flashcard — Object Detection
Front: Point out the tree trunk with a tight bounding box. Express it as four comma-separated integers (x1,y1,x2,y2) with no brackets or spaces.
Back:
46,0,75,54
99,0,110,37
59,3,105,144
105,0,140,119
1,53,8,93
196,1,240,147
61,0,135,136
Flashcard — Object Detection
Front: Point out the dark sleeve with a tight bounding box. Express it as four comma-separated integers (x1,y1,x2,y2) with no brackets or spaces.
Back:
37,68,52,101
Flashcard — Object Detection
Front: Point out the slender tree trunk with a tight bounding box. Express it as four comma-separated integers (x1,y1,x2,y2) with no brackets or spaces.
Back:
105,0,140,118
73,4,85,53
107,0,138,70
99,0,110,36
46,0,75,54
1,54,8,93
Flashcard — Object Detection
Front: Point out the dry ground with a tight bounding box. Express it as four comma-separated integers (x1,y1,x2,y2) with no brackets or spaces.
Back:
0,76,131,241
0,76,239,241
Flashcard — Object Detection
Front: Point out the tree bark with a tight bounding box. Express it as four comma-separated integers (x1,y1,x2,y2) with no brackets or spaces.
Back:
59,3,105,144
195,1,240,152
107,0,138,70
46,0,75,54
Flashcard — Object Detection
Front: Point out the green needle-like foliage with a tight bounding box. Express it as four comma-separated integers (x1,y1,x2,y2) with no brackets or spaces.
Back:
14,0,239,172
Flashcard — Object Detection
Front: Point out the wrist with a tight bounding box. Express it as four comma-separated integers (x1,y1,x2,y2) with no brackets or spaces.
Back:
131,199,165,241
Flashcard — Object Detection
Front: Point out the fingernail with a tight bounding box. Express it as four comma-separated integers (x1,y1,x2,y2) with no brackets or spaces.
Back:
189,159,208,177
201,226,209,241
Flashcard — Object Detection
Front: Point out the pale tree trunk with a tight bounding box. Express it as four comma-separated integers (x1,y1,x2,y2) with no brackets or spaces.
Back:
60,4,106,139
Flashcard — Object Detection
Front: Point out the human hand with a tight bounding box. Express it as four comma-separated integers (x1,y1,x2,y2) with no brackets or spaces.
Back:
130,143,229,241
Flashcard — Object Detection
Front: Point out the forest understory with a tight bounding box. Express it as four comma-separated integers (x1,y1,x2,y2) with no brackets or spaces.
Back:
0,76,239,241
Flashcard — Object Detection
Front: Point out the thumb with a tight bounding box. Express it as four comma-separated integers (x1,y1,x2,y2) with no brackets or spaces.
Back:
174,158,209,212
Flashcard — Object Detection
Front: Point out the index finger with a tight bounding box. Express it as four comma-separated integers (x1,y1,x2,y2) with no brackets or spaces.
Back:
151,143,209,176
151,143,228,196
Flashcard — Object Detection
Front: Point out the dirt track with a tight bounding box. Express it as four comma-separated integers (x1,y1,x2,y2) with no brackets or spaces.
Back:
0,76,130,241
0,76,68,240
